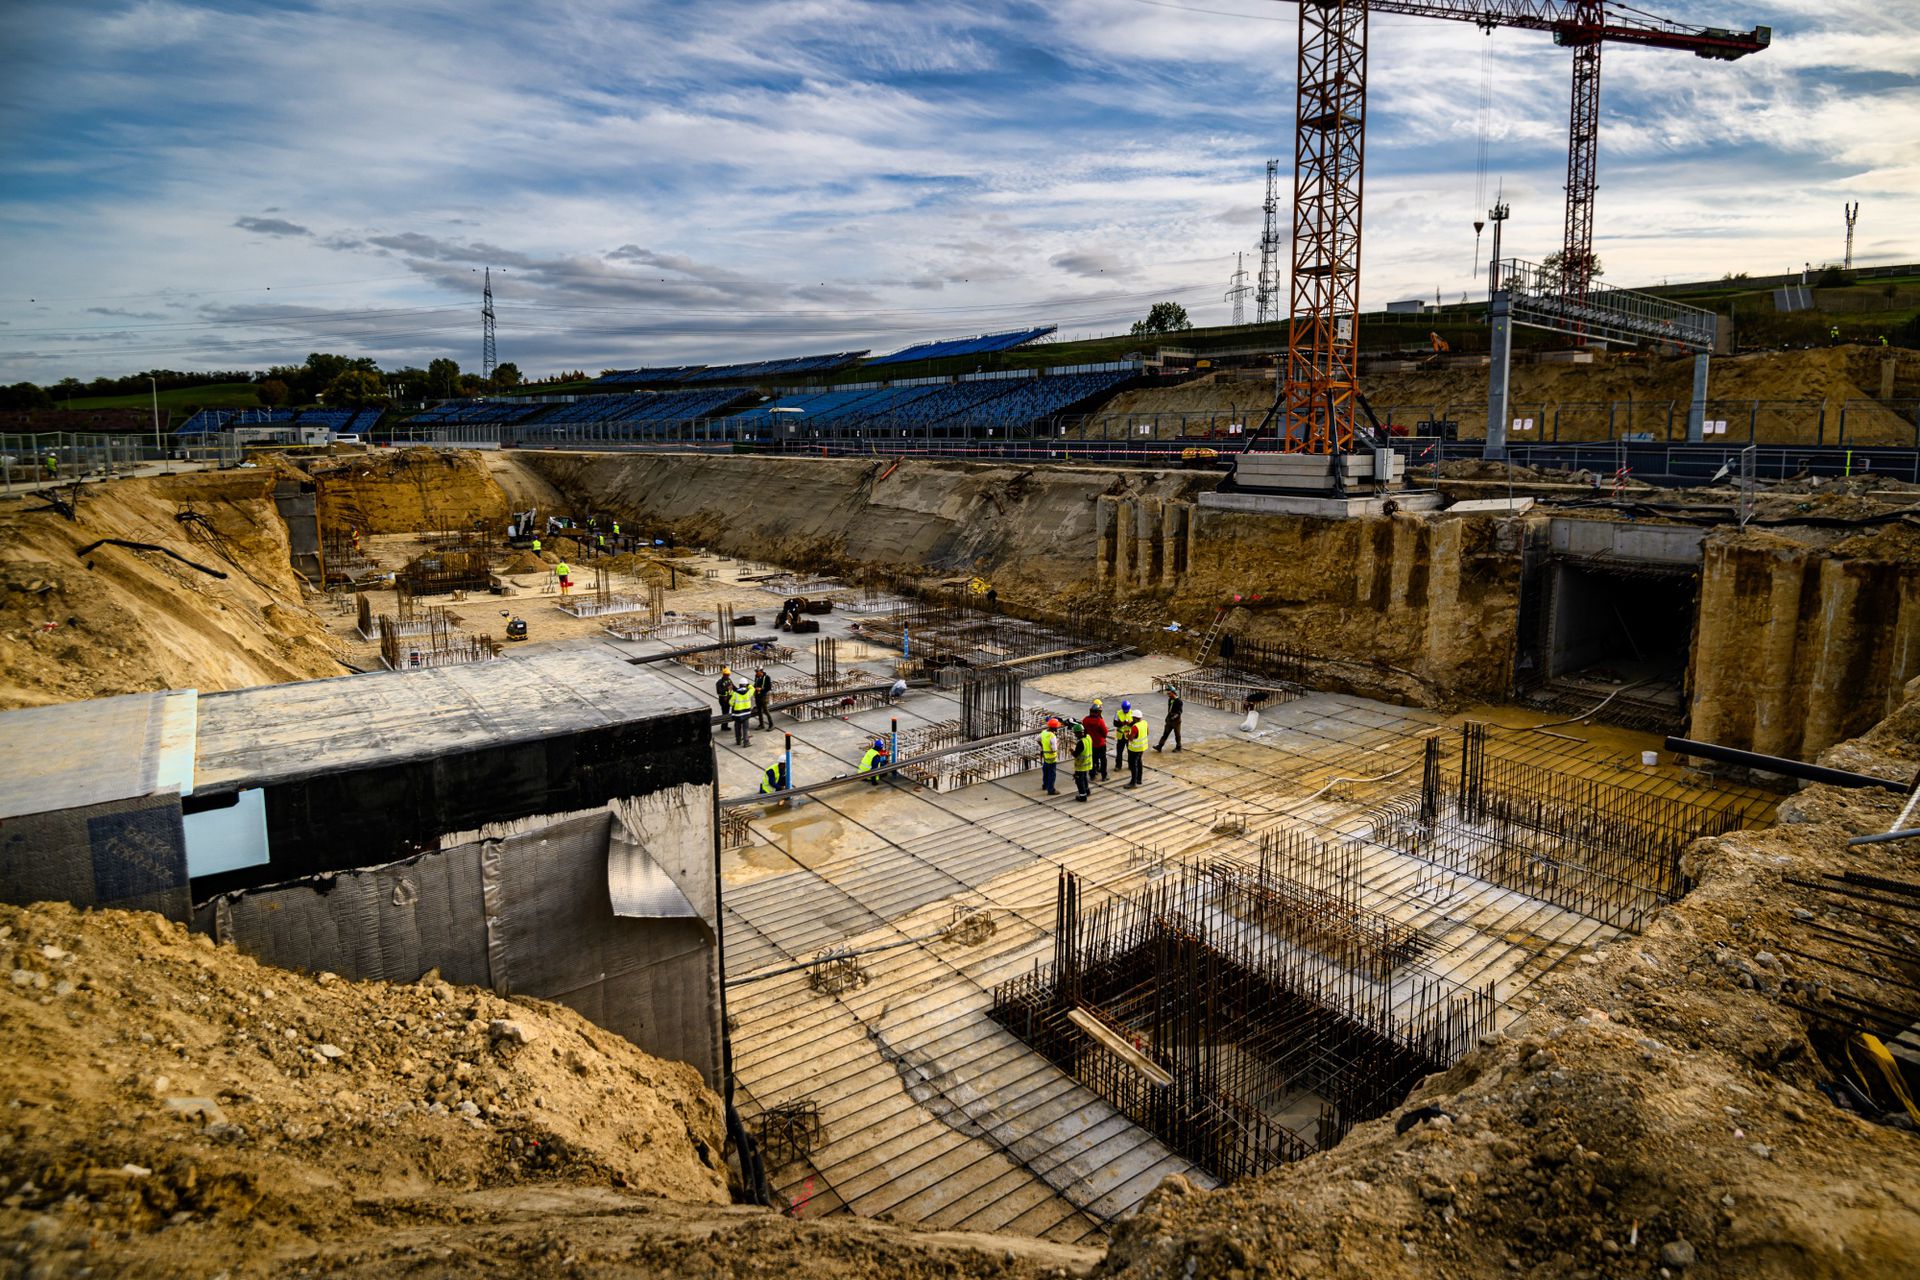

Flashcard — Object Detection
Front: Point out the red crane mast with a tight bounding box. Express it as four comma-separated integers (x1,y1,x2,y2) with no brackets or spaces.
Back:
1275,0,1769,455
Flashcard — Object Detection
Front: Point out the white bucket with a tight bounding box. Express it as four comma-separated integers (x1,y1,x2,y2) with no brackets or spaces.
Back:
1641,750,1659,767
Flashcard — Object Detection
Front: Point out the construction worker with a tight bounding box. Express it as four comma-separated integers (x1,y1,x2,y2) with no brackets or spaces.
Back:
1125,712,1149,788
887,676,908,705
759,760,789,801
752,667,775,730
1081,701,1108,782
531,535,541,555
1830,324,1841,346
1038,718,1062,796
554,560,571,595
860,738,890,786
612,520,623,551
43,452,57,480
1072,723,1094,802
728,680,755,746
714,667,736,726
1112,700,1136,772
1155,689,1184,753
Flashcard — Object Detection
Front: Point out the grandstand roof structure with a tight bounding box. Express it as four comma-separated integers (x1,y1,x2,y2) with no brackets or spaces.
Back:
867,325,1056,366
588,350,867,390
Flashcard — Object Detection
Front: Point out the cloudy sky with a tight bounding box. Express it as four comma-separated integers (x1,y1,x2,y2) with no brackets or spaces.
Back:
1,0,1914,384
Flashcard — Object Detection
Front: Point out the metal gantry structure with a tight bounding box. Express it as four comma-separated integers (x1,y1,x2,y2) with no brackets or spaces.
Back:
481,267,498,385
1255,158,1284,325
1270,0,1770,455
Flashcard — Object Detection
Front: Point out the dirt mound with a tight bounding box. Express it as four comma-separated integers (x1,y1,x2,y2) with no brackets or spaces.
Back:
498,549,550,575
0,470,346,709
0,899,730,1275
1095,682,1920,1280
311,448,509,535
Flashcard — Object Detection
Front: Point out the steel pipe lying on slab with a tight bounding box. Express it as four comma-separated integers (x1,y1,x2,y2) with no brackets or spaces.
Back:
1663,737,1911,794
720,726,1032,807
625,635,780,664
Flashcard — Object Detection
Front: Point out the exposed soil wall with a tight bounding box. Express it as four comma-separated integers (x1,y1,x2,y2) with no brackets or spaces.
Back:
513,452,1523,705
1093,346,1920,444
310,447,510,534
1689,521,1920,759
1168,509,1523,703
0,470,346,709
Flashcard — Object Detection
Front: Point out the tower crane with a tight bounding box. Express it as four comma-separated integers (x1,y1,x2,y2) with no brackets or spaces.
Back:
1268,1,1770,455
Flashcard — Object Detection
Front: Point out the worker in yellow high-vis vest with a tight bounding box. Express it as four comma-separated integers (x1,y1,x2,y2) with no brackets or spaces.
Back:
1072,725,1093,802
1037,718,1061,796
1124,713,1149,789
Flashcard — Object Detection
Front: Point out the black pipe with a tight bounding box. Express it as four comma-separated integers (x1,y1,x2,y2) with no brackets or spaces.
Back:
1664,736,1909,794
626,634,780,664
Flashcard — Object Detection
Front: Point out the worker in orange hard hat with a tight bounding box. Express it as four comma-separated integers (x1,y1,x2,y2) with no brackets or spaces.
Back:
714,667,735,730
1038,718,1062,796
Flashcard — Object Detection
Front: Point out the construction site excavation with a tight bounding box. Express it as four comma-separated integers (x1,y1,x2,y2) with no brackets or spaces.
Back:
3,435,1918,1280
7,0,1920,1275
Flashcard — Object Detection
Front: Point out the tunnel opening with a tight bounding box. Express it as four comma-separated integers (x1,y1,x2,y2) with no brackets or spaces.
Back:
1525,557,1699,732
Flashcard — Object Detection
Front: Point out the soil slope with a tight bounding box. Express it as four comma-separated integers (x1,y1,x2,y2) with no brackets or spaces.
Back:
0,470,345,709
0,901,1100,1279
0,901,730,1275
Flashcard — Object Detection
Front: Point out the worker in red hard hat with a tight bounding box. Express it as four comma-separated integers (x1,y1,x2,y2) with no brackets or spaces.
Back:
1038,718,1062,796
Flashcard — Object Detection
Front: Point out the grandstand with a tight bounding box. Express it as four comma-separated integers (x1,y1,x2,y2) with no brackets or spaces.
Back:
681,351,868,384
865,326,1055,367
407,401,549,426
588,351,868,390
516,388,755,435
586,366,707,389
177,406,384,435
720,367,1135,438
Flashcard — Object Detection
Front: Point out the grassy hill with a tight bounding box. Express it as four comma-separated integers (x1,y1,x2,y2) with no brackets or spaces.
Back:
55,382,266,412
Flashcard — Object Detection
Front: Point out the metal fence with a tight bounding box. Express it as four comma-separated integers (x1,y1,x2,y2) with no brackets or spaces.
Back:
0,431,244,491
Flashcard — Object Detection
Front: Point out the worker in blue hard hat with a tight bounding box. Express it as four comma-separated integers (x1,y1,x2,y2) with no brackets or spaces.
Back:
859,737,890,786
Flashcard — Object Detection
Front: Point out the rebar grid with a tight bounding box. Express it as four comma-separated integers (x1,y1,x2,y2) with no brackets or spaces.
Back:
783,686,890,722
675,641,797,675
1155,665,1307,712
865,601,1134,681
1229,833,1429,984
990,868,1492,1184
604,614,714,640
721,809,753,851
398,547,494,597
898,707,1062,792
754,1100,825,1171
1372,728,1753,932
321,529,379,584
557,564,651,618
376,614,500,671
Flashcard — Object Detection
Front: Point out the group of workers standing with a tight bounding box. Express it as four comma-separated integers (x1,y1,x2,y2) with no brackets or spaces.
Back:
715,665,776,746
1038,690,1182,802
722,662,1186,809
